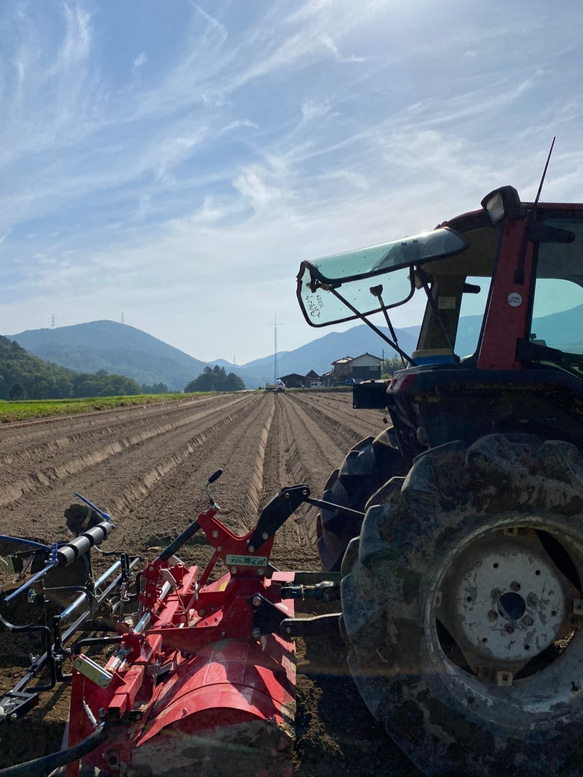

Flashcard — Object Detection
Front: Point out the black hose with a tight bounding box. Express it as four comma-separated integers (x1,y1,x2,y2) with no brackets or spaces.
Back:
0,723,108,777
157,519,200,562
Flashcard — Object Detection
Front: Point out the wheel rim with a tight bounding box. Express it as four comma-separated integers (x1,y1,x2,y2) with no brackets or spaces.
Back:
425,514,583,730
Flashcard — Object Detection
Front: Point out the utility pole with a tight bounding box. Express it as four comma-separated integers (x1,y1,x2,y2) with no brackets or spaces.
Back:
270,315,283,382
274,315,278,382
51,314,55,328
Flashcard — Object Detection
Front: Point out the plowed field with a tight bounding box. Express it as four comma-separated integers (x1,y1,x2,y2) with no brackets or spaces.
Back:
0,391,421,776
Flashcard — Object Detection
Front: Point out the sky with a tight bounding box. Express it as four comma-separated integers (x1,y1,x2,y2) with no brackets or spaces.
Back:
1,0,583,365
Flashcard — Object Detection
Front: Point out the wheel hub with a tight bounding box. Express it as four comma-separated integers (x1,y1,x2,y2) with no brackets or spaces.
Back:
498,591,526,621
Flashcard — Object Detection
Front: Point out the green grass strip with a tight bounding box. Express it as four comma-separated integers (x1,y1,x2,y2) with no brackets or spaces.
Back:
0,393,199,423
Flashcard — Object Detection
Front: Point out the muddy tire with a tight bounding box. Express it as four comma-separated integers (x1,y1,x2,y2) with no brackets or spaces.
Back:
318,427,407,571
342,433,583,776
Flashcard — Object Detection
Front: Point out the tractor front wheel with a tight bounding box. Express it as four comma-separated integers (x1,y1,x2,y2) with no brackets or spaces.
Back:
318,427,407,571
342,433,583,776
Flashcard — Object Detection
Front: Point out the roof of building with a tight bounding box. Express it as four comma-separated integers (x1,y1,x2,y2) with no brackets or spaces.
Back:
332,353,382,366
351,352,382,362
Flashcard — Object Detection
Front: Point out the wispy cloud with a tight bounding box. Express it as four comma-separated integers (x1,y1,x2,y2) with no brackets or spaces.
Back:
132,52,148,75
1,0,583,360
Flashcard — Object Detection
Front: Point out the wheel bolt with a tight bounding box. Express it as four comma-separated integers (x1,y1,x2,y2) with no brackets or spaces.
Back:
527,594,538,607
488,610,498,622
504,624,514,634
510,581,521,592
491,589,501,600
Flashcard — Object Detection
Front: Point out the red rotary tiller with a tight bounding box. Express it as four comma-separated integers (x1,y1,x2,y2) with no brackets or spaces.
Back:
0,471,345,777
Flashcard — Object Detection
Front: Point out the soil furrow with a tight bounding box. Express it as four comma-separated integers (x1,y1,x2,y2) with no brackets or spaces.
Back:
290,391,387,443
111,393,276,553
0,395,234,454
264,393,381,571
0,391,418,777
0,396,260,540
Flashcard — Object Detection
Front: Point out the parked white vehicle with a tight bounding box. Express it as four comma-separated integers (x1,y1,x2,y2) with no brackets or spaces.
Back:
265,379,286,393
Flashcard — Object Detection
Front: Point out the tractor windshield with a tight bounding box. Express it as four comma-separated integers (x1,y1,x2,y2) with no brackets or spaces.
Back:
296,228,468,327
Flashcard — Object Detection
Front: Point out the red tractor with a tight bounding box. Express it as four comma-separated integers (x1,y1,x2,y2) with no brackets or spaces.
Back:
297,183,583,775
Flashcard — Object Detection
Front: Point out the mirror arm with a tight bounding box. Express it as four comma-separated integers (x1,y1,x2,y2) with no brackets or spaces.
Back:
371,285,407,369
329,288,416,366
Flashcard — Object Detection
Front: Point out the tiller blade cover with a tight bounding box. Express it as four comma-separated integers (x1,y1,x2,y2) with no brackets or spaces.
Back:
66,491,303,777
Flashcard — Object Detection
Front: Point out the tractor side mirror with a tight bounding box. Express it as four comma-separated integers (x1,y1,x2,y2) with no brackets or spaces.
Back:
481,186,522,223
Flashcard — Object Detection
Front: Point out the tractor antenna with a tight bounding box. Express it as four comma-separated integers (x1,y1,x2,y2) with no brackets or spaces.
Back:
533,137,555,207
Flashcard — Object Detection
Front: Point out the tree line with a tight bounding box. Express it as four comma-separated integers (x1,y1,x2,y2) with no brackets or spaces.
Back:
381,354,408,378
0,336,168,400
184,366,245,393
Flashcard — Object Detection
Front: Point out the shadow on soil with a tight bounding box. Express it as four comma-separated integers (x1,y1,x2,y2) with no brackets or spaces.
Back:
294,625,424,777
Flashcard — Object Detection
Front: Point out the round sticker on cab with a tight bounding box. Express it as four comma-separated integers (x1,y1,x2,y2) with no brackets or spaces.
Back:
507,292,522,307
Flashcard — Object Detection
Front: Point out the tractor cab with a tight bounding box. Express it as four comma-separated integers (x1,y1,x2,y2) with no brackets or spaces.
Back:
297,186,583,458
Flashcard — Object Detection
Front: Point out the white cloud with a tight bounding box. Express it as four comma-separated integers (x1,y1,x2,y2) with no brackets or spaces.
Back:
301,100,330,122
321,33,365,63
50,3,92,74
1,0,583,363
132,52,148,74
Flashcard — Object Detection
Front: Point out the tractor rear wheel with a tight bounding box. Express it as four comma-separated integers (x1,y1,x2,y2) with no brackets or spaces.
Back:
342,433,583,776
318,427,407,571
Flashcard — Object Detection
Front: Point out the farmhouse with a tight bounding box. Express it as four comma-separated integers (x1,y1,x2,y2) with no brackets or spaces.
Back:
280,355,381,389
279,373,305,388
305,370,323,387
330,353,382,385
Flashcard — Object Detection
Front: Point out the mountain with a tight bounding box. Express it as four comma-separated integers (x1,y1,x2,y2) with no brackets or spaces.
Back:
532,304,583,353
10,321,209,392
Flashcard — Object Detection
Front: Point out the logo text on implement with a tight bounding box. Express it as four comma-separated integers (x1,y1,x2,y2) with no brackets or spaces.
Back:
226,554,268,567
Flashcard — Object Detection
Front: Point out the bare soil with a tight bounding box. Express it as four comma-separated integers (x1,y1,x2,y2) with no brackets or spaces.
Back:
0,391,422,776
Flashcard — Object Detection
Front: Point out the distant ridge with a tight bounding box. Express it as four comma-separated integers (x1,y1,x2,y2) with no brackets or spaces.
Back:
7,320,421,390
10,321,208,391
8,305,580,391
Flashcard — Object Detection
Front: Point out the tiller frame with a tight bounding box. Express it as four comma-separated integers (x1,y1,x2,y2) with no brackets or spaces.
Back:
0,472,348,777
